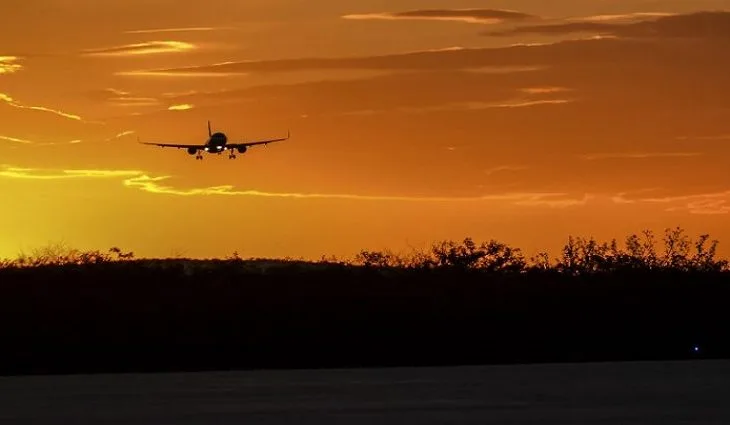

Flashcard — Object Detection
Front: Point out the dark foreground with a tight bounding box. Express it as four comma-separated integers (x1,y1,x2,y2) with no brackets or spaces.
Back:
1,259,729,375
1,360,729,424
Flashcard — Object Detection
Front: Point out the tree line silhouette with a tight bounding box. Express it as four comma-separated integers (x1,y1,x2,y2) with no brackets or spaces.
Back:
3,226,728,273
352,226,728,273
0,227,728,376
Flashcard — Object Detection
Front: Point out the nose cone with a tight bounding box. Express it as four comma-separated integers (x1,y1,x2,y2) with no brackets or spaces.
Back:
212,132,227,144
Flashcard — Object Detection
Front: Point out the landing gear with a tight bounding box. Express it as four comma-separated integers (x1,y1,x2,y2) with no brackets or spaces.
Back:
195,152,203,160
228,150,237,159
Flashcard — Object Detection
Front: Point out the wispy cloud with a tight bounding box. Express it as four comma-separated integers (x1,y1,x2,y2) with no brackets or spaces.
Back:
343,9,536,24
519,86,572,95
85,88,160,107
168,104,194,111
116,69,245,78
340,98,574,116
514,193,593,208
102,130,136,143
19,162,720,213
0,135,33,144
672,199,730,215
124,26,225,34
162,90,199,98
489,99,575,108
423,46,466,53
0,167,143,180
0,165,586,208
114,46,546,76
0,135,82,146
485,22,626,37
580,152,703,160
485,11,730,39
118,57,542,78
0,92,82,121
0,56,22,75
104,88,130,96
569,12,677,23
110,39,600,78
108,130,135,139
111,97,160,107
81,41,195,57
124,175,586,207
614,189,730,215
464,65,546,74
2,130,135,146
676,134,730,141
114,13,730,80
484,165,529,176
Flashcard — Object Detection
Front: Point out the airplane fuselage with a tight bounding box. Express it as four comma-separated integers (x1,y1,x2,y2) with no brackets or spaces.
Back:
187,132,230,155
205,132,228,153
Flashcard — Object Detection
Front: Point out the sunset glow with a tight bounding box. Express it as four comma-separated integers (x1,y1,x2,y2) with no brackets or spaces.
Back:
2,0,730,260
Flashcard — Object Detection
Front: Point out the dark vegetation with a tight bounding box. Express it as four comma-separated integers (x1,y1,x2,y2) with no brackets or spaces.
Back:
0,227,728,376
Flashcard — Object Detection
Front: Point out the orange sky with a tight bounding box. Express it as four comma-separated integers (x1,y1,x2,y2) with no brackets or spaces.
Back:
1,1,730,261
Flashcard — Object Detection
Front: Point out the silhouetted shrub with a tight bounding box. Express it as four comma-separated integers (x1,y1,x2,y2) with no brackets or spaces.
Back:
349,228,728,274
7,243,135,269
552,228,728,274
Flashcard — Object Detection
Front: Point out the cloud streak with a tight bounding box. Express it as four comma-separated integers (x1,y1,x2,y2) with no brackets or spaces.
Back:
0,56,22,75
4,166,726,214
0,92,82,121
0,165,585,207
81,41,195,57
343,9,536,25
116,69,245,78
1,130,134,146
484,165,529,176
85,88,161,107
112,35,646,77
580,152,703,160
105,130,136,142
569,12,677,23
0,135,33,144
339,98,575,116
123,175,587,207
0,135,82,146
519,86,572,95
614,190,730,215
168,104,194,111
676,134,730,141
485,11,730,39
124,26,225,34
0,167,143,180
110,97,160,107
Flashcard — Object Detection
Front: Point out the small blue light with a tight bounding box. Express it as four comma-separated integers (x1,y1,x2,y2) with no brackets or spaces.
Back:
693,345,700,353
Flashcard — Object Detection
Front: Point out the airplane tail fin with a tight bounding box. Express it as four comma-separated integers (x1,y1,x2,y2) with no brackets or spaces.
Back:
207,120,212,137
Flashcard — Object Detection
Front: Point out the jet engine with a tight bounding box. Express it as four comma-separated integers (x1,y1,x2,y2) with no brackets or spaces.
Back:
187,147,197,155
237,146,247,154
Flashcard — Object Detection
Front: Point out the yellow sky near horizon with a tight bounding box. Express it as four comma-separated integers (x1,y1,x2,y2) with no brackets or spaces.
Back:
2,0,730,261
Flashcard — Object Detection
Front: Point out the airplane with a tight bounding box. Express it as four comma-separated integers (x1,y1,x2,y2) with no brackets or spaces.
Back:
139,121,289,160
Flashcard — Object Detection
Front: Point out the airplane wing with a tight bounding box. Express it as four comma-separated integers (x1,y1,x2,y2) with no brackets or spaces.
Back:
139,142,207,149
227,131,290,149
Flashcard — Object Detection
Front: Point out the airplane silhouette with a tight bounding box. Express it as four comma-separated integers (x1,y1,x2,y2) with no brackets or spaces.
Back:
140,121,289,160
